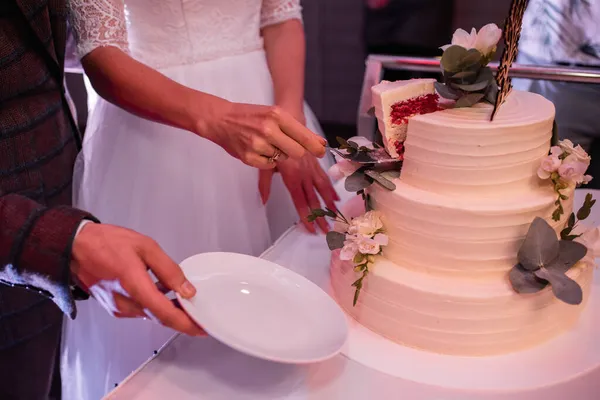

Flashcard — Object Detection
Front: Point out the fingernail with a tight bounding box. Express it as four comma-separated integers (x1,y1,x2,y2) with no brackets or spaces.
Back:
180,281,196,298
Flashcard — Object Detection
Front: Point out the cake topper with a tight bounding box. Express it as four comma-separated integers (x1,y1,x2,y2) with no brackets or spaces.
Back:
491,0,530,120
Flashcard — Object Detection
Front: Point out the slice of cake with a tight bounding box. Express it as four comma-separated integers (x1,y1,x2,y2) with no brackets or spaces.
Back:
371,78,439,159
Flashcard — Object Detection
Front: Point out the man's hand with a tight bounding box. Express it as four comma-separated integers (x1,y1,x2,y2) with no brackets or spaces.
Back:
259,154,339,233
197,101,327,169
71,223,205,337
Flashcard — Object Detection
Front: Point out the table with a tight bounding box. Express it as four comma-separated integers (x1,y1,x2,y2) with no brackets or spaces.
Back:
106,189,600,400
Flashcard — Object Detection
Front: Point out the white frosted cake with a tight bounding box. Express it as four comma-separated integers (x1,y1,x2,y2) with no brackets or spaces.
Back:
329,89,595,356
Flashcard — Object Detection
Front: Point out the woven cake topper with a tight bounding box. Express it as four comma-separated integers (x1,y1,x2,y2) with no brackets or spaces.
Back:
491,0,530,121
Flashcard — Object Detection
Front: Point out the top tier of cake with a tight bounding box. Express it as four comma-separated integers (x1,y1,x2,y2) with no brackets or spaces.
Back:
400,90,555,197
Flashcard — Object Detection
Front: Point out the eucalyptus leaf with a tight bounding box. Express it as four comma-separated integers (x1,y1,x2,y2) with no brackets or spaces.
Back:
534,267,583,305
345,169,372,192
455,92,485,108
576,195,595,220
560,227,573,240
380,170,401,180
441,45,469,72
326,231,346,250
508,264,547,294
434,81,461,100
485,82,499,105
324,207,338,218
336,136,349,147
364,170,396,191
568,213,576,229
461,48,484,68
452,79,491,92
517,217,560,271
450,70,477,80
347,140,359,149
546,240,587,274
366,107,376,117
351,151,375,163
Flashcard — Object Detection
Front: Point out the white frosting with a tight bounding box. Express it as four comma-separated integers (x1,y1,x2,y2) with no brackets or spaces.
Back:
400,91,555,196
330,89,593,356
331,253,593,356
371,182,573,279
371,79,436,157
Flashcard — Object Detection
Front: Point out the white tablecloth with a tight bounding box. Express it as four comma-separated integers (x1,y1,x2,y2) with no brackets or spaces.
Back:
106,189,600,400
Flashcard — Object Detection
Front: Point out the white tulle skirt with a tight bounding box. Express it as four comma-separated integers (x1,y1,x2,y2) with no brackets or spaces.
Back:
61,49,332,400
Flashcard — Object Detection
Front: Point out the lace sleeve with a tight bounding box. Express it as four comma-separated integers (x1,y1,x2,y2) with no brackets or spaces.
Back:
67,0,129,60
260,0,303,28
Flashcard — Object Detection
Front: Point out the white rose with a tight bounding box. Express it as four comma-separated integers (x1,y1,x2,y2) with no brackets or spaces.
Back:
550,146,563,157
559,139,591,163
558,157,590,184
440,28,477,51
339,236,359,261
356,236,381,255
347,211,384,237
328,159,360,181
572,145,591,163
537,154,562,179
474,23,502,56
373,233,389,247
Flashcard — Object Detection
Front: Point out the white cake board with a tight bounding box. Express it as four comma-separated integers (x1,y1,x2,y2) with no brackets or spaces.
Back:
333,269,600,393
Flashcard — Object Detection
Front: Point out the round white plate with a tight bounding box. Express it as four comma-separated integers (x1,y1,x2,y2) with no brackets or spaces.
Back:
177,252,348,364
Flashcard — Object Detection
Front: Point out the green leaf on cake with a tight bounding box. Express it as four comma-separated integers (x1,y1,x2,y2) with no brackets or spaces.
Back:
452,67,494,92
534,267,583,305
450,70,477,80
509,264,547,293
345,169,372,192
509,217,587,304
364,170,396,191
380,170,401,180
577,193,596,221
485,82,499,105
441,45,469,72
517,217,560,271
461,48,484,68
435,81,461,100
455,92,485,108
326,231,346,250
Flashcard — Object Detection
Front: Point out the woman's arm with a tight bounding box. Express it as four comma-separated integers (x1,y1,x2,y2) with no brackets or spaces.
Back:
261,18,306,123
68,0,326,167
259,2,339,233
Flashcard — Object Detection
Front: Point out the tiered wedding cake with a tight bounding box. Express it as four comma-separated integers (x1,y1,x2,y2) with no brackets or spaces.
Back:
331,89,593,356
317,22,598,357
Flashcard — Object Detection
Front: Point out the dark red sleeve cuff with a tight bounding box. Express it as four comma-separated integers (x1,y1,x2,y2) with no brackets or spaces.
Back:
1,199,98,319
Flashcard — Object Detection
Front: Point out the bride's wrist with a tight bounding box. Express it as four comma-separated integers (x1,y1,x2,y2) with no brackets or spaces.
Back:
187,92,233,140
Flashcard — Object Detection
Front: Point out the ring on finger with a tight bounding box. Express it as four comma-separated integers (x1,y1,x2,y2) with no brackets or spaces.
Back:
268,147,283,163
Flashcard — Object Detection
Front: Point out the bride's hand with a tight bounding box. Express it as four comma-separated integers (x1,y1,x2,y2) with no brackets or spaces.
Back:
196,100,326,169
259,154,340,234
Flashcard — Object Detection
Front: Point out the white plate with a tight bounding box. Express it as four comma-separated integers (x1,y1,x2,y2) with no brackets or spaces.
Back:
177,252,348,364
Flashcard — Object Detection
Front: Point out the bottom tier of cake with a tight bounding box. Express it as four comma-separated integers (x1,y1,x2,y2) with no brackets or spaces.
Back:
330,252,593,356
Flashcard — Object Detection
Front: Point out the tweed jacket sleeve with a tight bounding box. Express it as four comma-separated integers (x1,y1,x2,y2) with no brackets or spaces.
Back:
0,194,98,318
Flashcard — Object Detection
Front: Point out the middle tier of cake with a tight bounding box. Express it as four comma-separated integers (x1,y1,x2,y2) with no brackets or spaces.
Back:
370,182,573,279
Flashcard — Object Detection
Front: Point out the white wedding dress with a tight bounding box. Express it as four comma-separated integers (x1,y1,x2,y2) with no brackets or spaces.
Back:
61,1,332,399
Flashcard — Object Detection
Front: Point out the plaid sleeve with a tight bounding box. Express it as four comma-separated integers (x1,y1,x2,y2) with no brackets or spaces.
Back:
0,194,98,319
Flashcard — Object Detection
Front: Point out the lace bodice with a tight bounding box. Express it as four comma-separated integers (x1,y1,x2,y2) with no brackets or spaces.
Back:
68,0,303,69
